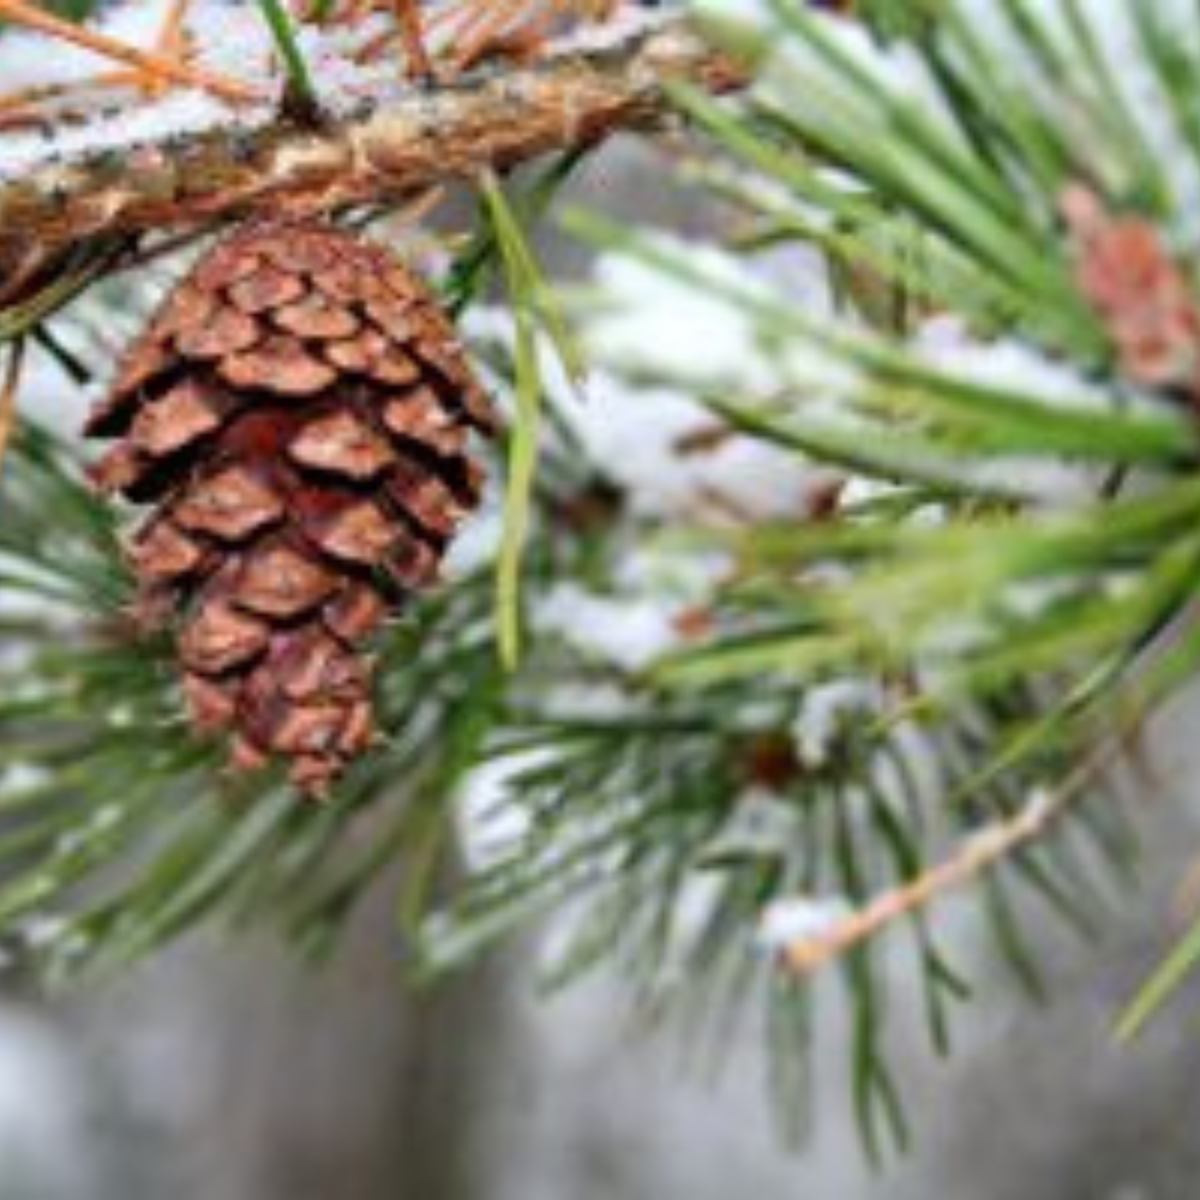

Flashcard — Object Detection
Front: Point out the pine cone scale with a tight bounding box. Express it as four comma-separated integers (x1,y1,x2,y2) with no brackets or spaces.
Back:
128,379,226,457
288,407,395,479
173,464,285,541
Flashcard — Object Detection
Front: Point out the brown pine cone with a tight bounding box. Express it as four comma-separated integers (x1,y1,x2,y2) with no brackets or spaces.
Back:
86,219,496,795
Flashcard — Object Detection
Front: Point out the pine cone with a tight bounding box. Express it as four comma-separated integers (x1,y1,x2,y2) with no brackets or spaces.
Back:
86,219,496,794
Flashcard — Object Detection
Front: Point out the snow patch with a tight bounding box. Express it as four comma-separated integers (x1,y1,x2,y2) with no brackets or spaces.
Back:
537,582,680,671
757,894,852,952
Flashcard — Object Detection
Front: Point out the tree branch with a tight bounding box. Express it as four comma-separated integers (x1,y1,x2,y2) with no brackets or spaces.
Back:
0,16,740,278
780,742,1119,975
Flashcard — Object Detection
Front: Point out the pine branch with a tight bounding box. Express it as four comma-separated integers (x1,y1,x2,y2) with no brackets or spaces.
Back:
780,741,1118,974
0,16,740,281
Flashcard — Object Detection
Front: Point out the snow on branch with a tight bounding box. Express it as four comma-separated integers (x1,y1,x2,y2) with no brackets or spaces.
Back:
0,15,740,278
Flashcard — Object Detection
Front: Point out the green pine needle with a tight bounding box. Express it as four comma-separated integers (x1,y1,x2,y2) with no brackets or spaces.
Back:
255,0,317,111
482,174,587,669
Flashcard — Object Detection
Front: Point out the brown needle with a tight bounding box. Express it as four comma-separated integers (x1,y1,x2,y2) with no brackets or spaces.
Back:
390,0,433,79
0,0,264,104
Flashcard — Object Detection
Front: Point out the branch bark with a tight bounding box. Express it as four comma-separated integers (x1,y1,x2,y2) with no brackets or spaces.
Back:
0,17,740,277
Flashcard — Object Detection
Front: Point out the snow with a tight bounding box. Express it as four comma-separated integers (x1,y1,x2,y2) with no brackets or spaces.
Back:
537,581,680,671
0,0,189,89
791,679,882,769
0,764,51,793
455,753,537,870
756,894,852,952
581,223,1139,506
573,243,853,520
584,242,850,397
549,3,668,54
463,297,838,523
915,316,1112,415
584,250,778,394
568,375,837,521
17,914,72,952
0,0,279,180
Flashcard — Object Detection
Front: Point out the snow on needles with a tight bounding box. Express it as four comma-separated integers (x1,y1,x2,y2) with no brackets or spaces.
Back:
708,0,1200,248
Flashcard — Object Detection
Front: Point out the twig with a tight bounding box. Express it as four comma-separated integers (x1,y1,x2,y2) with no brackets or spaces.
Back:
142,0,194,98
390,0,432,79
0,0,262,104
0,17,740,277
781,743,1119,974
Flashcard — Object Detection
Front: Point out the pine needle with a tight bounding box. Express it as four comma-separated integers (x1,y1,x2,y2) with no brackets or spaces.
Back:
483,173,543,670
0,336,24,486
255,0,318,112
1118,911,1200,1041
